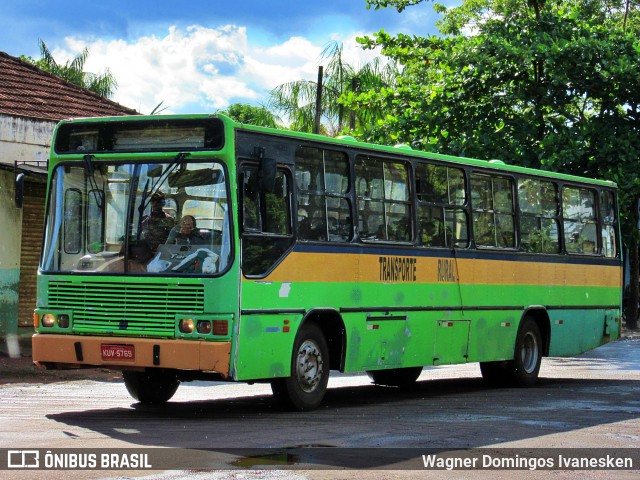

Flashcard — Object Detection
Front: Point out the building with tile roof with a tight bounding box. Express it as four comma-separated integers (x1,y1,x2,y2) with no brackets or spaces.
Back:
0,51,138,352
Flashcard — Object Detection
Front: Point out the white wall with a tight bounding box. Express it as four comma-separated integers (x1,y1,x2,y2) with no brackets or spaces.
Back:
0,114,53,338
0,115,55,166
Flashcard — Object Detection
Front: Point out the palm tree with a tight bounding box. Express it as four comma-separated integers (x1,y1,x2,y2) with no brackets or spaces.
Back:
267,41,398,136
33,39,118,98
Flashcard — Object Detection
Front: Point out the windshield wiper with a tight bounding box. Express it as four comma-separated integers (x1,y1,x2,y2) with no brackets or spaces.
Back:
83,154,104,209
134,152,190,243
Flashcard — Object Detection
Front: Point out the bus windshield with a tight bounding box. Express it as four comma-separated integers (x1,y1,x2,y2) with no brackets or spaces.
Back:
41,159,232,275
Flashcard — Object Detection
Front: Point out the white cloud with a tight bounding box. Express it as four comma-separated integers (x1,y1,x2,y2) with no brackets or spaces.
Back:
51,25,385,114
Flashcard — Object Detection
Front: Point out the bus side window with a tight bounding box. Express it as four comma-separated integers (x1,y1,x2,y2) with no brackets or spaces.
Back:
356,156,412,243
563,187,597,254
295,147,352,242
416,163,468,248
518,178,560,254
241,166,293,276
471,173,515,249
600,190,617,258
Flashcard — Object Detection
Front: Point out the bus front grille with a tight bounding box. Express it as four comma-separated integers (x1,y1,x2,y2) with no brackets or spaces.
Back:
47,281,205,337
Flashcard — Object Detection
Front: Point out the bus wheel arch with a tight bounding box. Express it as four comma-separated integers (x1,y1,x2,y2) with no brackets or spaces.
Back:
512,315,543,387
270,309,345,411
301,309,346,372
480,309,549,388
521,307,551,357
271,321,330,411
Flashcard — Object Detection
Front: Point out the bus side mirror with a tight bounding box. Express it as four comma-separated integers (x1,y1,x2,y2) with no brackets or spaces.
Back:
258,157,277,193
15,173,24,209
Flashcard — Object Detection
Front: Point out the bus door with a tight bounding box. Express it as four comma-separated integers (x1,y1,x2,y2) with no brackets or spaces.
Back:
432,255,469,366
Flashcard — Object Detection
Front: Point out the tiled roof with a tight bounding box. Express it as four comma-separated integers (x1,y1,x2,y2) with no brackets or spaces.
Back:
0,51,138,121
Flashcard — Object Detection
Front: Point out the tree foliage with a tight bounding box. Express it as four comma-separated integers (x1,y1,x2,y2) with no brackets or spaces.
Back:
21,39,118,98
268,41,398,135
218,103,280,128
349,0,640,327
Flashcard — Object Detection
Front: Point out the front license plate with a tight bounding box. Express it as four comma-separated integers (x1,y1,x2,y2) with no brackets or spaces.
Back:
101,344,135,362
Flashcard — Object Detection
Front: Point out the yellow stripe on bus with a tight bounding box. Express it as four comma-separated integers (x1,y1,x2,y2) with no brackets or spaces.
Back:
246,252,621,288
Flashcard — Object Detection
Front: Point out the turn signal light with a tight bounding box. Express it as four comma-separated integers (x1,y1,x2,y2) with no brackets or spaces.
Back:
33,312,40,328
212,320,228,336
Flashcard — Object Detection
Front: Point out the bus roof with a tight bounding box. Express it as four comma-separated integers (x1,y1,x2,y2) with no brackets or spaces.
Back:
54,113,617,189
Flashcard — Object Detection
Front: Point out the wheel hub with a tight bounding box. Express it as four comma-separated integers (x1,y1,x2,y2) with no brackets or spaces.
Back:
296,340,323,392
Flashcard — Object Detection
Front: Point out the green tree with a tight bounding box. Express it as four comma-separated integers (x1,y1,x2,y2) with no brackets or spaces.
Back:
268,41,398,135
350,0,640,328
217,103,280,128
22,39,117,98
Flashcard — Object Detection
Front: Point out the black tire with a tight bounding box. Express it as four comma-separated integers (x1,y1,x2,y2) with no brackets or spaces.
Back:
480,317,542,388
270,323,329,411
123,369,179,404
366,367,423,387
512,317,542,387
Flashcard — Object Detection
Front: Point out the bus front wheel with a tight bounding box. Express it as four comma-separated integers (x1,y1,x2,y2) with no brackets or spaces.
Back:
123,369,179,404
271,323,329,411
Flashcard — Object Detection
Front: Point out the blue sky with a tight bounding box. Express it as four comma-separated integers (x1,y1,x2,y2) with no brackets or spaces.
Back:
2,0,455,114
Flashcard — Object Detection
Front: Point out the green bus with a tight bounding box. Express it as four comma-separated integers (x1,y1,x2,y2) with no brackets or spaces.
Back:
32,114,622,410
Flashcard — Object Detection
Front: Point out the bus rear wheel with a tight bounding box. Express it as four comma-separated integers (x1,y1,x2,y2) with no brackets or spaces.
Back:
512,317,542,387
271,323,329,411
123,369,179,404
480,317,542,388
366,367,423,387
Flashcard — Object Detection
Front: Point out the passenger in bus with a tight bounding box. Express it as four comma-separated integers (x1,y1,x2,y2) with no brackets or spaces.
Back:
165,215,209,245
142,192,175,250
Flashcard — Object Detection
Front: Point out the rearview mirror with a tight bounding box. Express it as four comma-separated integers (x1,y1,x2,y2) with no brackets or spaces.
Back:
15,173,24,208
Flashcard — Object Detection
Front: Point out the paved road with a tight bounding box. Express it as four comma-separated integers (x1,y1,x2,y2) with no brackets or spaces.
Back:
1,337,639,479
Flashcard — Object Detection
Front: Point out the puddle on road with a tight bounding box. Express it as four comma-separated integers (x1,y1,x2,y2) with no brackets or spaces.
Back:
231,444,335,468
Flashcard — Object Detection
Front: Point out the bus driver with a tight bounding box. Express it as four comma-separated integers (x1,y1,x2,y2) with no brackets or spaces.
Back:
165,215,209,245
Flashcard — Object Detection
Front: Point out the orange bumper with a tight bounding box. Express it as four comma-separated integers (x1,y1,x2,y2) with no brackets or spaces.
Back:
32,334,231,376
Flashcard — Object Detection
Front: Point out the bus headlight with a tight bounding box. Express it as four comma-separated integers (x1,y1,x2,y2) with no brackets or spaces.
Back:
58,314,70,329
41,314,55,328
179,319,195,334
196,320,212,334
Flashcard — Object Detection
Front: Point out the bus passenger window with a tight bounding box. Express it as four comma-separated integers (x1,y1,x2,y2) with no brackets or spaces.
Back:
295,147,352,242
471,173,515,249
600,190,617,258
416,163,468,248
356,156,412,243
563,187,597,254
518,178,559,254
